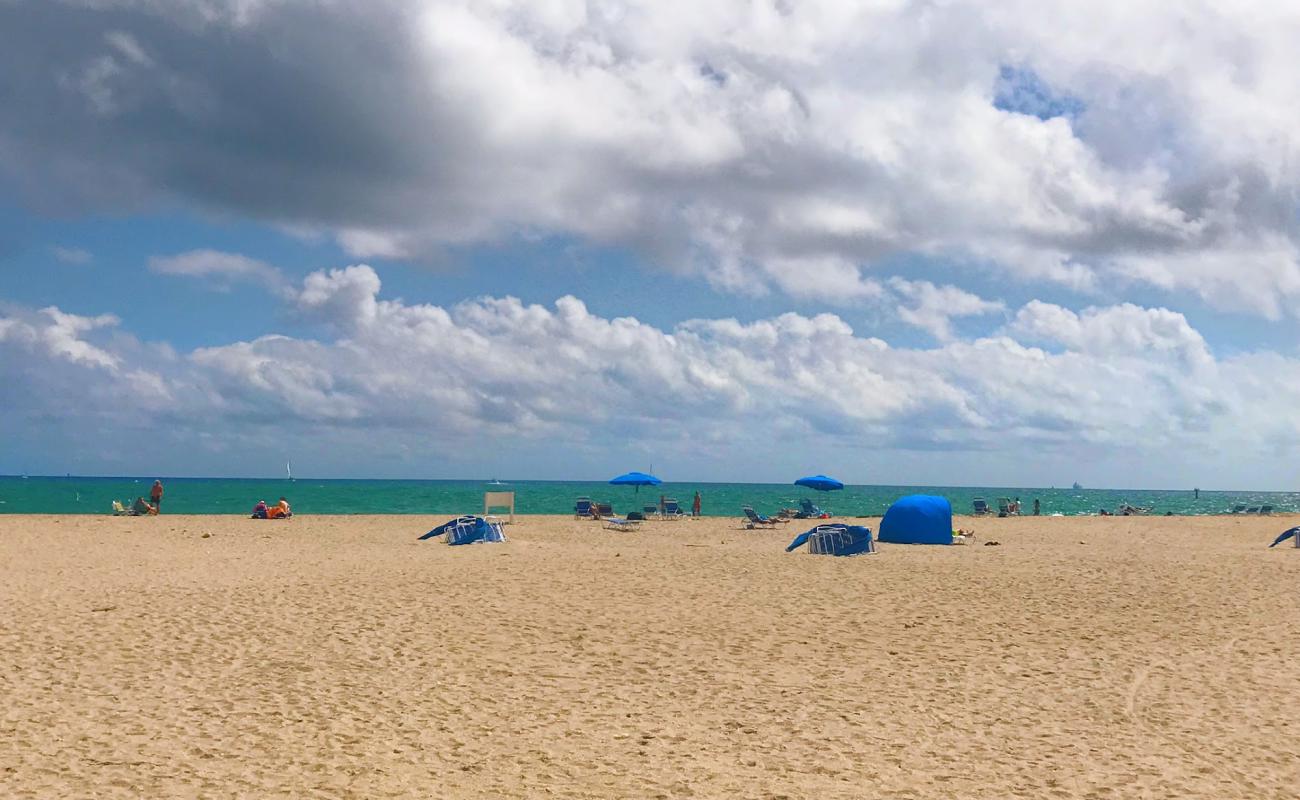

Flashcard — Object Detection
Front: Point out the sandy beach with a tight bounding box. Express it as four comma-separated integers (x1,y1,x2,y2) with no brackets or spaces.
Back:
2,513,1297,799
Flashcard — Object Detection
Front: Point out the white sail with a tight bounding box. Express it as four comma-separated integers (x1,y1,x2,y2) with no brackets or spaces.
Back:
287,460,293,481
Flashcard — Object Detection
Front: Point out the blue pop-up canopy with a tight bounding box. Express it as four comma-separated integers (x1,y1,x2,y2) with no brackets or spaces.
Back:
878,495,953,545
794,474,844,492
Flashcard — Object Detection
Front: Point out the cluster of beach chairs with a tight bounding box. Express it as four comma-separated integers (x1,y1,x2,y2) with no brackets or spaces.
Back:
574,497,690,531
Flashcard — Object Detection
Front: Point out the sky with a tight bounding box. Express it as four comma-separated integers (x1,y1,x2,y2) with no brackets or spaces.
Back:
3,0,1300,489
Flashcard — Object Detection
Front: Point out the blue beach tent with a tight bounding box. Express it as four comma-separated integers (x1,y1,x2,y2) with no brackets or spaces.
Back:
877,495,953,545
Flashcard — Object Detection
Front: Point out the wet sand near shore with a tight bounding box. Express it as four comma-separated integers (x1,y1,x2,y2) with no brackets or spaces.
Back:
2,513,1297,798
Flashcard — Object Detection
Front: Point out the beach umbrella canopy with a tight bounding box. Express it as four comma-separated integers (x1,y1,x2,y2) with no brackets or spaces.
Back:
609,471,662,494
794,474,844,492
1269,526,1300,547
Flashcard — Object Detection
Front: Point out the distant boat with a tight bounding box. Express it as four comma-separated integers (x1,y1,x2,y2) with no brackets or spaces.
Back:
486,479,509,486
1071,482,1082,490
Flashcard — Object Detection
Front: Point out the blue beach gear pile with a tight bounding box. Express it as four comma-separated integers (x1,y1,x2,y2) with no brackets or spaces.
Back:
785,524,875,556
419,515,507,545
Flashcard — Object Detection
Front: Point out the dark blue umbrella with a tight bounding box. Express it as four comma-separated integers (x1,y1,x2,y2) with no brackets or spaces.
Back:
795,474,844,492
1269,527,1300,547
609,471,662,495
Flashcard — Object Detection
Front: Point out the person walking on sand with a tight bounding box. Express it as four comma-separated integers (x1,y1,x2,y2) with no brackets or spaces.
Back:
150,479,164,513
692,491,702,517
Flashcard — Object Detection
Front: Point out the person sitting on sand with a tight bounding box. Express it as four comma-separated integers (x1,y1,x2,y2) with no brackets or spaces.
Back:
131,496,157,516
267,497,292,519
251,500,269,519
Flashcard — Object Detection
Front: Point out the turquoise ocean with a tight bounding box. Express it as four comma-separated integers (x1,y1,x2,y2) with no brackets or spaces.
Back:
1,476,1295,517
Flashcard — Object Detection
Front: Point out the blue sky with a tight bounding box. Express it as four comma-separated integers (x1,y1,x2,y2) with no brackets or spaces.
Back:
4,1,1300,489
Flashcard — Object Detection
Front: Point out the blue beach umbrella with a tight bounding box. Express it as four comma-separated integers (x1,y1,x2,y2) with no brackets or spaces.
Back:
609,471,662,495
1269,526,1300,547
794,474,844,492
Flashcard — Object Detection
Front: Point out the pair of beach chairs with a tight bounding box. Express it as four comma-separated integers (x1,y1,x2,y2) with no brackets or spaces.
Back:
574,497,613,519
793,498,827,519
741,506,790,529
641,499,687,520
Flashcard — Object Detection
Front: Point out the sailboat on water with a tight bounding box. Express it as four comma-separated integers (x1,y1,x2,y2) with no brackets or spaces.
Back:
287,459,295,482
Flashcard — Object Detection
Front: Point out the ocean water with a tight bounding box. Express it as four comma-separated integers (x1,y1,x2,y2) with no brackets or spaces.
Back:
0,476,1295,517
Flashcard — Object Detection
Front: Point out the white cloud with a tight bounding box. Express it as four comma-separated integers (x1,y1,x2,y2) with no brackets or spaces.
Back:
6,1,1300,316
104,31,153,67
887,278,1005,341
51,246,92,265
2,265,1295,484
0,306,121,370
148,249,287,292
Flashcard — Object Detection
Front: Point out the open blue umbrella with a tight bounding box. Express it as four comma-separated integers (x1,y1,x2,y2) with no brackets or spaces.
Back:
795,474,844,492
609,471,662,495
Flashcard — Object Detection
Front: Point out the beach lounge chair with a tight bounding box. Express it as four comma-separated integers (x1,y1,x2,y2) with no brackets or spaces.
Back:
742,506,776,528
1260,505,1274,515
111,500,131,516
574,497,595,518
972,497,991,515
662,499,685,519
604,516,640,532
643,504,660,520
596,502,613,517
996,497,1018,517
795,498,825,519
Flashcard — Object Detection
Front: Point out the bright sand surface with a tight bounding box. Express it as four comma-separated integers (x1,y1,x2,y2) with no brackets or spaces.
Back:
2,513,1298,799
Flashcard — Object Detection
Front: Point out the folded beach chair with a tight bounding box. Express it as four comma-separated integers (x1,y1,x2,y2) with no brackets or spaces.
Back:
604,516,640,532
742,506,777,528
574,497,595,518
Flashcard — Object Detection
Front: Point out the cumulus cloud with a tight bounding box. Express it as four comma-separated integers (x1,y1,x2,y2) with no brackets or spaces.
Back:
2,265,1296,483
887,278,1004,342
3,1,1300,316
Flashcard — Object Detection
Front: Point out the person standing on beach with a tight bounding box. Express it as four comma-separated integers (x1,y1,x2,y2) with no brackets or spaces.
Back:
150,480,164,513
1033,498,1040,516
692,491,702,517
